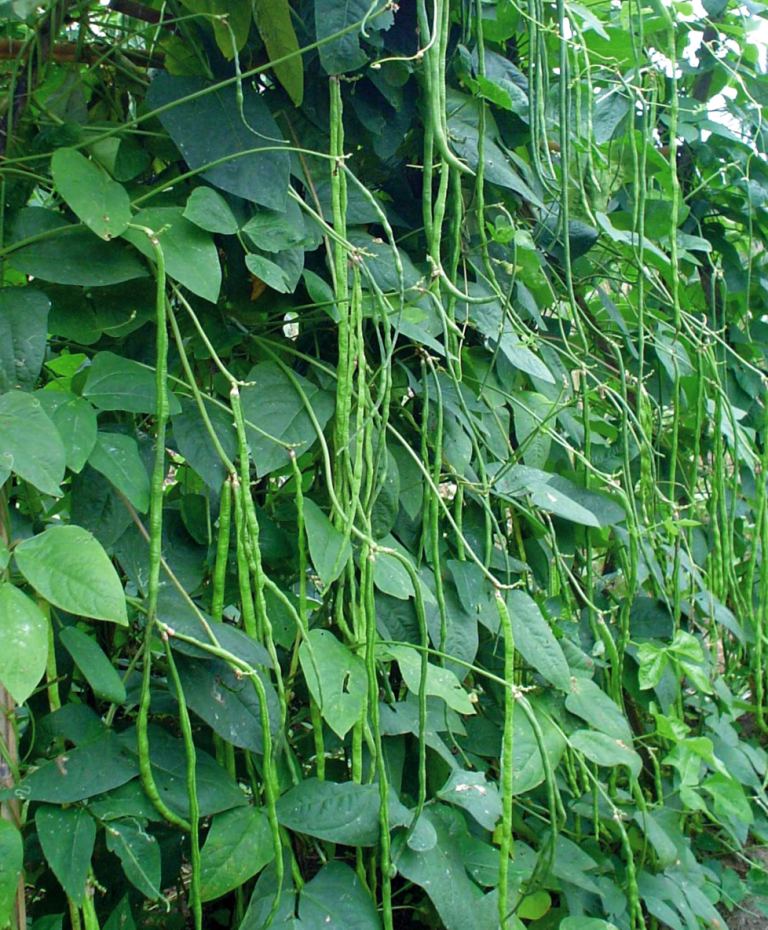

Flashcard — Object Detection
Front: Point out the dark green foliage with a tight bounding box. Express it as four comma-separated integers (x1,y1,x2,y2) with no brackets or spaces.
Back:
1,2,768,929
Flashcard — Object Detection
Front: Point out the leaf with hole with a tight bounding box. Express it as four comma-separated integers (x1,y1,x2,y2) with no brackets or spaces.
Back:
299,629,367,739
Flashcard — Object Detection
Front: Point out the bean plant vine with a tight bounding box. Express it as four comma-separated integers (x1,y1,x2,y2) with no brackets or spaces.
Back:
0,1,768,929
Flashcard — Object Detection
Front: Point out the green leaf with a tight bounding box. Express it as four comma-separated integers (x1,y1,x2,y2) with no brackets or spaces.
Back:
240,362,334,476
506,591,571,691
123,207,221,303
146,74,290,210
18,732,139,803
174,654,280,755
299,629,367,739
388,644,475,715
199,806,275,902
302,500,351,586
36,392,97,474
51,148,131,241
569,729,642,778
510,702,566,795
103,897,136,930
245,250,303,294
183,187,239,235
566,677,632,742
0,288,50,392
36,805,96,905
105,820,161,899
117,726,247,818
14,525,128,625
298,861,381,929
0,390,66,495
394,807,498,930
0,820,22,929
83,351,181,415
60,626,127,704
88,432,150,513
253,0,304,105
9,208,147,287
276,779,384,846
0,583,48,704
242,199,308,252
172,397,237,491
437,770,502,831
315,0,393,75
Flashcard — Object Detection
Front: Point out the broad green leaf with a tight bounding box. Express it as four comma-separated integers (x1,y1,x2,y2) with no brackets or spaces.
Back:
36,805,96,905
0,583,48,704
437,770,502,831
172,397,237,491
183,187,239,235
253,0,304,105
315,0,393,75
506,591,571,691
511,702,567,795
36,392,97,474
88,432,150,513
105,820,161,899
146,74,290,210
0,391,66,495
199,806,274,902
9,214,146,288
512,392,553,470
14,525,128,625
302,500,351,586
83,351,181,415
0,820,22,929
276,779,385,846
18,732,139,803
394,807,498,930
60,626,127,704
240,362,334,476
388,644,475,715
51,148,131,241
569,729,642,778
174,654,280,755
241,199,308,252
117,726,247,818
298,862,381,929
566,677,632,742
123,207,221,303
299,629,366,739
245,249,303,294
0,288,50,392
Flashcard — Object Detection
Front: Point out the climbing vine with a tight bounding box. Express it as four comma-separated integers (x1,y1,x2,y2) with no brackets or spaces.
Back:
1,1,768,929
